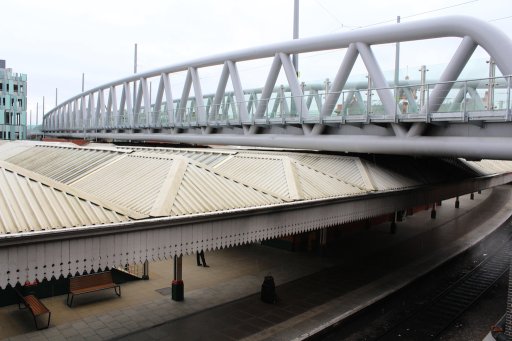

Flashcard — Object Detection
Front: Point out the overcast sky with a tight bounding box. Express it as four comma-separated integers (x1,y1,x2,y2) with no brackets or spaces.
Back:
1,0,511,124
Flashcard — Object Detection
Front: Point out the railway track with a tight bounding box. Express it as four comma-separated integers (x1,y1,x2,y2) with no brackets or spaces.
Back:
376,227,512,340
308,221,512,341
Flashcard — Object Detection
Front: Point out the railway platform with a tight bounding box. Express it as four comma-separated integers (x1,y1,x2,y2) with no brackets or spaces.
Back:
2,186,511,341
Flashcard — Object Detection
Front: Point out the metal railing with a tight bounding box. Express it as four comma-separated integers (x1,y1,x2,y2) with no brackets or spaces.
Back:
46,75,511,132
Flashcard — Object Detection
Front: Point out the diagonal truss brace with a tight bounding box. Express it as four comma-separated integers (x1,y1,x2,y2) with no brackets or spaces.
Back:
279,52,308,117
407,36,478,137
154,73,174,126
227,61,249,122
356,42,406,137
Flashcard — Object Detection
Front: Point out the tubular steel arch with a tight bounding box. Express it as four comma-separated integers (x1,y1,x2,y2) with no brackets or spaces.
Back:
43,16,512,159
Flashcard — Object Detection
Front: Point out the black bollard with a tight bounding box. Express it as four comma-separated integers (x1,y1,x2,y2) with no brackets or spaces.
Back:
261,275,277,304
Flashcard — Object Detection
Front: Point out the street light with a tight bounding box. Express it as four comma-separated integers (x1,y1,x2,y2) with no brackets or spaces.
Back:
293,0,299,75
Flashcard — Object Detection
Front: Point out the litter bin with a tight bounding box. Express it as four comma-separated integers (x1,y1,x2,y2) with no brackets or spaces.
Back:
261,275,276,304
171,279,184,301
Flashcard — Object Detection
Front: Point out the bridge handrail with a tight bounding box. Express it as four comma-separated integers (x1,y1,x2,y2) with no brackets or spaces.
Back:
44,74,511,129
174,74,511,104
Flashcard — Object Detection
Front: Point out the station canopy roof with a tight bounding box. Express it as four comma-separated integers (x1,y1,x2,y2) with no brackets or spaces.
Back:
0,140,511,236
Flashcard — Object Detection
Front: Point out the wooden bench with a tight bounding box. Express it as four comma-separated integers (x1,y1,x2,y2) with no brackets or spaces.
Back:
15,289,51,330
67,271,121,307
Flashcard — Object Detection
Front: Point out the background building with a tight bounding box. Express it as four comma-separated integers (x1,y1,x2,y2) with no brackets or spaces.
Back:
0,60,27,140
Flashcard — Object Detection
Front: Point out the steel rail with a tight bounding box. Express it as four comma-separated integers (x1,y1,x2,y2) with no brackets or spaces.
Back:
377,224,512,340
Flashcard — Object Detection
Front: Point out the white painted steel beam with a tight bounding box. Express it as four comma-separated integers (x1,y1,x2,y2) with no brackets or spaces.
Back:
178,70,193,124
279,53,308,117
255,54,282,120
81,96,87,130
154,75,165,120
356,42,406,137
96,89,105,128
47,131,512,160
407,36,478,137
190,68,206,124
227,61,249,122
88,93,94,129
320,44,358,119
212,63,230,120
163,74,174,126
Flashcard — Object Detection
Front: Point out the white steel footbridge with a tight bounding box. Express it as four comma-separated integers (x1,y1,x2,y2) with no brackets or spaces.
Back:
42,16,512,160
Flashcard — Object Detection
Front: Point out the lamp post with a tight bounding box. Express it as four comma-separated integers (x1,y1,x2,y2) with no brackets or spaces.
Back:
293,0,299,75
394,16,400,89
134,43,138,105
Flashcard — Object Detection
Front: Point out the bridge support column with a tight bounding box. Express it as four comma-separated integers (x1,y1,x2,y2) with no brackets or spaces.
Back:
172,255,184,301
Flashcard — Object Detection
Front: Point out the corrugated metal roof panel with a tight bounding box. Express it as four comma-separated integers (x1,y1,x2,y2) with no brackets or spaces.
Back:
2,141,512,236
170,162,283,216
233,151,373,190
0,141,40,160
213,155,290,198
293,162,365,199
0,161,133,234
118,146,234,167
465,159,512,175
71,153,284,217
288,154,369,190
213,153,370,200
364,162,420,190
72,155,173,215
176,151,232,166
7,145,127,184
